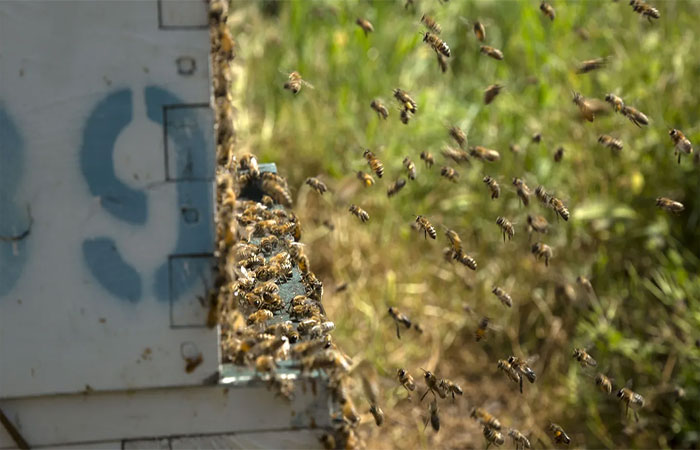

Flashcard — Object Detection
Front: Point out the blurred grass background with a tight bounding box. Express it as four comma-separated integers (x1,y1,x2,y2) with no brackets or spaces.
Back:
226,0,700,448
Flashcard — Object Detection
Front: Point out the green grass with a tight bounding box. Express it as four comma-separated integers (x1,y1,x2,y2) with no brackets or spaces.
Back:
228,1,700,447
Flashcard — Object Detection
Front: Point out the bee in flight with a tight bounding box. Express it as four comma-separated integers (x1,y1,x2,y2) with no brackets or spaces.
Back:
484,84,503,105
554,146,564,162
508,356,537,387
604,93,625,112
349,204,369,222
531,242,553,266
454,249,478,270
492,287,513,308
415,215,437,239
630,0,660,22
420,14,442,34
618,387,645,422
421,369,447,401
420,151,434,168
655,197,684,214
572,91,595,122
393,88,417,113
283,71,314,94
483,426,505,449
363,148,384,178
527,214,549,236
449,126,468,148
305,177,328,195
595,373,613,394
621,105,649,127
473,21,486,41
427,398,440,432
508,428,531,450
397,368,416,393
598,135,623,152
369,404,384,427
549,196,570,221
576,57,606,74
440,166,459,182
572,348,597,367
548,423,571,446
387,178,407,197
388,306,412,339
480,45,504,60
470,146,501,162
356,17,374,35
443,227,462,252
497,359,523,393
483,176,500,199
356,170,375,187
370,100,389,119
669,129,693,163
403,157,416,180
475,317,490,342
540,1,555,20
496,217,514,242
513,178,531,206
422,31,451,57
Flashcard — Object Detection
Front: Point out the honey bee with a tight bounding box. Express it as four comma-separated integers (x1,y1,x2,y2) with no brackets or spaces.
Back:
449,126,468,148
554,146,564,162
420,151,435,168
255,355,276,373
387,178,407,197
356,17,374,35
471,407,501,430
349,204,370,222
369,404,385,427
442,147,470,164
415,215,437,239
572,348,597,367
247,309,273,325
470,146,501,162
367,100,390,121
621,105,649,127
480,45,504,60
572,91,595,122
473,21,486,42
444,227,462,252
604,93,625,112
363,148,384,178
262,178,293,207
239,153,260,178
403,157,417,180
527,214,549,235
497,359,523,393
439,378,463,399
617,387,645,421
549,196,570,221
630,0,660,22
655,197,684,214
388,306,412,339
397,368,416,393
400,108,412,125
540,1,555,20
496,216,515,242
436,53,448,73
532,132,542,143
548,423,571,445
475,316,490,342
483,176,500,199
440,166,459,182
428,398,440,432
283,71,314,94
305,177,328,195
492,287,513,308
420,369,447,400
531,242,553,266
259,235,278,253
669,129,693,163
357,170,375,187
576,57,606,74
534,185,550,206
513,178,531,206
483,426,505,449
595,373,613,394
508,356,537,386
454,250,478,270
508,428,531,450
598,135,623,152
484,84,503,105
393,88,417,113
422,32,451,57
421,14,442,34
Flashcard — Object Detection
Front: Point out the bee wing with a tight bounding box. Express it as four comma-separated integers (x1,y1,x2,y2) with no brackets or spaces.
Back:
525,354,540,365
301,79,315,90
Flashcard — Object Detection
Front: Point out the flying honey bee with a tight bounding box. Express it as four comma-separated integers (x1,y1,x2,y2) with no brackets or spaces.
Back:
349,204,369,222
572,91,595,122
403,157,417,180
422,31,451,57
621,105,649,127
450,126,468,148
484,426,505,449
470,146,501,162
496,216,515,242
540,1,555,20
508,428,531,450
531,242,553,266
595,373,613,394
483,176,500,199
305,177,328,195
416,215,437,239
357,170,375,187
442,147,470,164
436,53,448,73
388,306,412,339
427,398,440,432
454,250,478,270
669,129,693,163
480,45,504,60
473,21,486,41
497,359,523,393
513,178,531,206
534,185,550,206
397,368,416,393
421,14,442,34
492,287,513,308
508,356,537,386
356,17,374,35
370,100,389,119
630,0,660,22
444,227,462,252
471,407,501,430
484,84,503,105
369,404,385,427
576,57,606,74
439,378,463,400
604,93,625,112
618,387,645,422
283,71,314,94
532,132,542,143
572,348,597,367
420,369,447,401
262,178,293,208
475,317,490,342
598,135,623,152
394,88,417,113
440,166,459,182
554,146,564,162
363,148,384,178
548,423,571,445
420,151,435,168
549,196,570,221
387,178,407,197
655,197,684,214
400,108,412,125
527,214,549,236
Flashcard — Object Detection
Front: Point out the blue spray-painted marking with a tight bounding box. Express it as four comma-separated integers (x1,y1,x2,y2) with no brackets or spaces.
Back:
83,238,142,302
146,86,214,302
79,89,147,225
0,105,29,297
